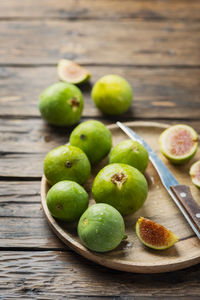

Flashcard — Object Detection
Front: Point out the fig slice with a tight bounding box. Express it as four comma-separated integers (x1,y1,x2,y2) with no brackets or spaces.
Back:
57,59,91,84
190,160,200,188
135,217,178,250
159,124,198,164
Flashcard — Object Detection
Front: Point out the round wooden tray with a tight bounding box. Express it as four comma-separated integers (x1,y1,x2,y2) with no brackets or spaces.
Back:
41,121,200,273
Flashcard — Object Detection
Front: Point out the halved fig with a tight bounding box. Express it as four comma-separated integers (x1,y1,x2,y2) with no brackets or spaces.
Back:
159,124,198,164
190,160,200,188
135,217,178,250
57,59,91,84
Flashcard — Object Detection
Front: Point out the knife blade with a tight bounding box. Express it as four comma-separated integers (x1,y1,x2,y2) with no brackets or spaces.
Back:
117,121,200,239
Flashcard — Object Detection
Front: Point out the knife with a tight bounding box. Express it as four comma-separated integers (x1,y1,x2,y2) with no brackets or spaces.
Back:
117,122,200,240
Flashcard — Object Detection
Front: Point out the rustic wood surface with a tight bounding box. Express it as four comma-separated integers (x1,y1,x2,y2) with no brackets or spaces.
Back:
1,0,200,20
0,0,200,298
1,20,200,66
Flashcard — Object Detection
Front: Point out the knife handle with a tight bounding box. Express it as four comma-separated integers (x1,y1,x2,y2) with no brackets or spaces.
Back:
170,185,200,233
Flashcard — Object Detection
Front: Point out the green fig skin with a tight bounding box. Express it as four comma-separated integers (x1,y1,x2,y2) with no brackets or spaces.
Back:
47,180,89,222
44,145,91,186
39,82,84,126
91,75,133,115
109,139,149,173
92,163,148,215
70,120,112,165
78,203,125,252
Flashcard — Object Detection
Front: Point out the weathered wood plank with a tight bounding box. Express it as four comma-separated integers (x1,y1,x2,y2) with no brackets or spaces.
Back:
0,20,199,65
0,118,68,154
0,181,64,248
0,153,44,178
0,181,40,203
1,0,200,21
0,251,200,298
0,119,200,178
0,217,63,249
1,66,200,119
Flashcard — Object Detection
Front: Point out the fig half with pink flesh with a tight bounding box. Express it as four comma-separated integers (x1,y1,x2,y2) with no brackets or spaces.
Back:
190,160,200,188
58,59,91,84
136,217,178,250
159,124,198,164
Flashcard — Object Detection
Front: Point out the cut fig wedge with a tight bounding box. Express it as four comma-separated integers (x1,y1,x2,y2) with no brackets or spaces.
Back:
190,160,200,188
159,124,198,164
58,59,91,84
136,217,178,250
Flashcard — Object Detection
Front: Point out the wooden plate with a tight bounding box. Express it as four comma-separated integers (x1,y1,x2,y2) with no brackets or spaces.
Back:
41,121,200,273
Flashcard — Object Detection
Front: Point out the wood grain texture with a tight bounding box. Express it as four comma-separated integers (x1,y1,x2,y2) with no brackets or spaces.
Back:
1,66,200,119
40,122,200,273
0,118,68,154
0,20,199,65
0,217,62,249
0,251,200,299
1,0,200,20
0,181,63,248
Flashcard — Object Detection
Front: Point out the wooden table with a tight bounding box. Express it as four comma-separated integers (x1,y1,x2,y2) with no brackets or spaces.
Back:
1,1,200,298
